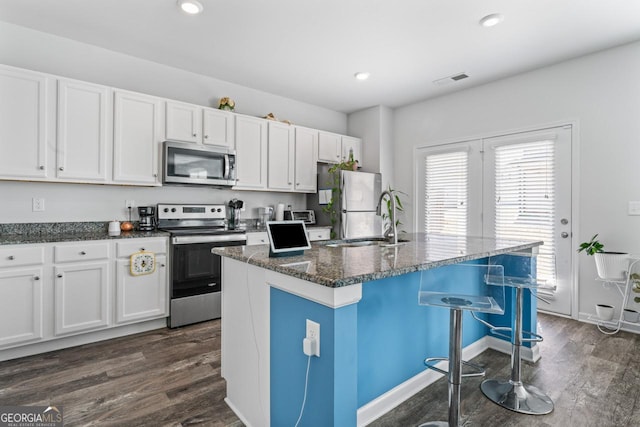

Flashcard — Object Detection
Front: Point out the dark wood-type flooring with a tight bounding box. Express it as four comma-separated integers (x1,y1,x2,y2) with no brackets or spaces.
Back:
0,313,638,426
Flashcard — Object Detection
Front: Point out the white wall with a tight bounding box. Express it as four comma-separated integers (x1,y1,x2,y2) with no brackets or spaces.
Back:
348,105,395,190
393,40,640,320
0,22,348,223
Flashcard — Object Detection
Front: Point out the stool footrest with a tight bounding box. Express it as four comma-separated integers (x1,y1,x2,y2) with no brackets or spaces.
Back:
424,357,486,378
487,326,544,343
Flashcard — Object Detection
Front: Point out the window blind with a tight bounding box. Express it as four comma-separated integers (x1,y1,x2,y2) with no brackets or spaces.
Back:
424,150,468,237
494,140,556,284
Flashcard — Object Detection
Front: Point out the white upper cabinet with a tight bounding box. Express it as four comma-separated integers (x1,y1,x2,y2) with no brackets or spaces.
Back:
113,90,162,186
57,79,111,182
318,131,342,163
165,100,201,144
166,100,235,148
234,115,268,190
203,108,235,148
0,65,53,180
294,127,318,192
267,121,295,191
341,136,362,167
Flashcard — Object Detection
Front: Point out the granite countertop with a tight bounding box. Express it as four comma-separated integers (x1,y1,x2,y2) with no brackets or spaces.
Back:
213,233,543,288
0,222,169,245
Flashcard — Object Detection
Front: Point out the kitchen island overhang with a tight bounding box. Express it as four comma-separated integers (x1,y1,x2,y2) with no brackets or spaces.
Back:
215,233,543,427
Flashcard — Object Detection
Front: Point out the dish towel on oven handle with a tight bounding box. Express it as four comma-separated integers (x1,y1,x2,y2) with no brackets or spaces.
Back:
130,251,156,276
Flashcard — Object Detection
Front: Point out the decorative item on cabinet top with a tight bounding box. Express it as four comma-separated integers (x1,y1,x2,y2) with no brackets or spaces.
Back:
218,97,235,111
263,112,292,125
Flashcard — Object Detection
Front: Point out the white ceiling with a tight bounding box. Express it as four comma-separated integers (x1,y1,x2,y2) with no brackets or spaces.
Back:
1,0,640,113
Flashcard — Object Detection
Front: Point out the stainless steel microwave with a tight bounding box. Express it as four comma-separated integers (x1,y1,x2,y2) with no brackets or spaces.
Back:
163,141,237,187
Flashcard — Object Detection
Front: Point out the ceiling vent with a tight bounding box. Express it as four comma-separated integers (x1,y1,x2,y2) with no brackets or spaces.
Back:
433,73,469,86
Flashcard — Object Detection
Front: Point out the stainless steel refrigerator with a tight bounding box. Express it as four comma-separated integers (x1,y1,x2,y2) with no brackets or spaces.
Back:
308,165,382,239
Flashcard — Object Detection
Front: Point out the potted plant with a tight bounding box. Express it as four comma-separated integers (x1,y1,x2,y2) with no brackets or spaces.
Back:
321,159,359,239
577,234,629,281
381,186,406,238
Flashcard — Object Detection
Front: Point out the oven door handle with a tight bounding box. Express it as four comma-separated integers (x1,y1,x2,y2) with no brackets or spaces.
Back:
172,234,247,245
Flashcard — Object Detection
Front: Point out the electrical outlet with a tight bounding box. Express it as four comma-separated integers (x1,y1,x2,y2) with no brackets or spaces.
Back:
125,200,136,209
32,198,45,212
305,319,320,357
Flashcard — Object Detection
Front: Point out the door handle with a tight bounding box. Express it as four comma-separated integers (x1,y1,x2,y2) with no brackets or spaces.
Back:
561,232,569,238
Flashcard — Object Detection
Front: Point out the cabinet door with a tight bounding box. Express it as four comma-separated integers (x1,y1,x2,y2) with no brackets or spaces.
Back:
113,90,162,185
342,136,362,167
166,101,201,144
294,127,318,192
203,108,235,148
116,255,167,324
267,121,294,191
0,267,43,347
318,131,341,163
0,65,52,179
57,79,111,182
234,115,267,190
54,262,110,335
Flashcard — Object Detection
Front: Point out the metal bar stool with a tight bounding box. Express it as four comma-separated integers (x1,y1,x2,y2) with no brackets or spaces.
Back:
418,263,506,427
475,275,555,415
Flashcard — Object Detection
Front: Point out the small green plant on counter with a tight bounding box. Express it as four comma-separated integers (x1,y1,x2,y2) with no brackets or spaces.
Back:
577,234,604,255
381,186,407,236
321,159,359,239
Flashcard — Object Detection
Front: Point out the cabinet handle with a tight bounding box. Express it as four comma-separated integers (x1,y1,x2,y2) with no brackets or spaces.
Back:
59,166,64,171
141,248,145,251
153,173,158,177
34,276,40,281
193,133,197,137
80,251,86,255
160,263,166,267
57,274,63,278
7,255,14,260
204,135,209,139
39,165,44,170
288,182,292,185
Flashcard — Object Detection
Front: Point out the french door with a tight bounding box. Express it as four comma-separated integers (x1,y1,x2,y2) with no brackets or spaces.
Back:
416,125,573,316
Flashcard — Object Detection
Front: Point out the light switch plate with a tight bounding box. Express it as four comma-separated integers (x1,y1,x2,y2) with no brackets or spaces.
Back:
628,201,640,216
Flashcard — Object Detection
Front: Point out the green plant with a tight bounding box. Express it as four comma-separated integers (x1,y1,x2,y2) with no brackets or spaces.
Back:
381,186,406,235
321,160,358,239
577,234,604,256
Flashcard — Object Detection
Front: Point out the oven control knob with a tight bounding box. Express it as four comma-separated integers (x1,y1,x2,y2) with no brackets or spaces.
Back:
163,208,169,212
171,208,177,212
217,208,222,212
211,208,215,212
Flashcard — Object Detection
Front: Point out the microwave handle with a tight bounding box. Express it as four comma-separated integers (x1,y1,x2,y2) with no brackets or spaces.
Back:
224,154,230,180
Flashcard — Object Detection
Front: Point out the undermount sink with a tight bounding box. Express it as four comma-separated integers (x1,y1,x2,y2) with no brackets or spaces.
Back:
325,238,409,248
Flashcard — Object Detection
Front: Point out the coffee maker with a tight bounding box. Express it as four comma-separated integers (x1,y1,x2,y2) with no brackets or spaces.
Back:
138,206,156,231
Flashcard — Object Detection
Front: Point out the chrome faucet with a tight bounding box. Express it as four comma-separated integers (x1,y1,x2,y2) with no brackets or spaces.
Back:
376,190,398,246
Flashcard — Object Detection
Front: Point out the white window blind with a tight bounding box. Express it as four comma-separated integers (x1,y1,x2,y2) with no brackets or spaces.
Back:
424,150,468,236
494,140,556,284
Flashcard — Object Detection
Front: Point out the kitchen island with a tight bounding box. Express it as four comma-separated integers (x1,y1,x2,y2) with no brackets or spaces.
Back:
214,233,543,427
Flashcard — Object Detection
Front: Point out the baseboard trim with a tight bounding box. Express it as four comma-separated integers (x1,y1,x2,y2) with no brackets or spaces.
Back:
578,311,640,334
356,335,540,426
0,318,167,362
224,397,254,427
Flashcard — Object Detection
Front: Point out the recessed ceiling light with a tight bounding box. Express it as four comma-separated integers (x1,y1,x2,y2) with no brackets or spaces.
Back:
178,0,204,15
354,72,370,81
479,13,504,27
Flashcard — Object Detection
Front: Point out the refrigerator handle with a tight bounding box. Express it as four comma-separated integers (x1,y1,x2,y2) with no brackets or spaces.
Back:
341,211,347,239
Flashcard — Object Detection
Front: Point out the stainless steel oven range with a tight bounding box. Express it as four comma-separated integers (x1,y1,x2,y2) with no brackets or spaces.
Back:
157,203,246,328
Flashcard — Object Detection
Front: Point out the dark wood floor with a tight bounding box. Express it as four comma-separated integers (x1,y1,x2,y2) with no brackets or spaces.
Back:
0,313,638,426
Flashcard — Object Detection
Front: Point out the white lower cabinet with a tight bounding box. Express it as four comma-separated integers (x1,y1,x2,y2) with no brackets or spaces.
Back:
115,238,168,324
54,261,110,335
0,267,44,347
116,254,167,324
0,237,168,355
